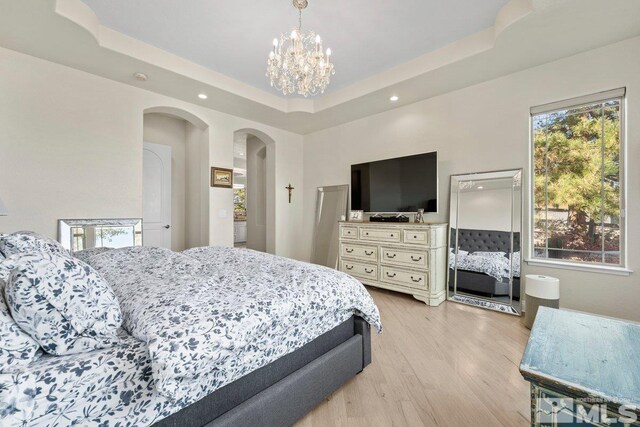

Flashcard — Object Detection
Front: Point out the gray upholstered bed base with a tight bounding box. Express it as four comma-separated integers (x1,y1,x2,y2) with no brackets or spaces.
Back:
449,228,521,298
154,316,371,427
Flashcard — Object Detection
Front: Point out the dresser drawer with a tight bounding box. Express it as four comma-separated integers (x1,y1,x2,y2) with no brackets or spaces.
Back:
380,266,428,290
340,226,359,239
341,243,378,262
381,247,428,268
340,260,378,281
403,229,430,245
359,228,401,243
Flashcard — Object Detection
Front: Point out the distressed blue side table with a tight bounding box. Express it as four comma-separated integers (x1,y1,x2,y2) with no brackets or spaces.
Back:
520,307,640,426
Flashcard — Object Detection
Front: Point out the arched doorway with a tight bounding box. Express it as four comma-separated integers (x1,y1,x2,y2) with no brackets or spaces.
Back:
233,128,276,254
143,107,210,251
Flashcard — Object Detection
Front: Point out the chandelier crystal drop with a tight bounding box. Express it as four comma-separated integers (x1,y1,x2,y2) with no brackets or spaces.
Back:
266,0,335,97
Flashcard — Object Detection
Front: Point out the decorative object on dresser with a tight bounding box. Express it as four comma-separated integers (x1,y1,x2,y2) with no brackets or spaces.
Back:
58,218,143,253
520,307,640,426
448,169,523,315
338,221,448,306
414,208,424,223
349,210,364,222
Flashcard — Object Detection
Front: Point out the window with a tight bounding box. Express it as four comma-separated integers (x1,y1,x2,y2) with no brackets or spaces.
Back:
531,89,625,267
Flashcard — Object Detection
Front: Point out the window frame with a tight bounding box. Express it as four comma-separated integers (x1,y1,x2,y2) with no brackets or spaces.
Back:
527,88,630,275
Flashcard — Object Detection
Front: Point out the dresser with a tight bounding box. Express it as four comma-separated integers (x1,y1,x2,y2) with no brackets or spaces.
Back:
338,221,448,306
520,307,640,426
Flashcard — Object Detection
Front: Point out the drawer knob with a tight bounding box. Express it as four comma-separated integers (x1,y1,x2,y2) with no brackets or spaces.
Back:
413,235,418,239
366,232,369,235
390,234,394,237
386,253,396,259
386,272,396,278
365,251,374,256
365,268,373,273
345,248,354,253
411,276,422,283
411,256,423,262
346,265,353,270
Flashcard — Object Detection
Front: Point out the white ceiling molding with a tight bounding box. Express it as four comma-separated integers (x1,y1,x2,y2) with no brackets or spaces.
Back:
0,0,639,134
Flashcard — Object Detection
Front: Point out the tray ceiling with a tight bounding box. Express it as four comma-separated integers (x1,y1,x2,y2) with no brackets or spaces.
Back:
1,0,639,134
81,0,511,98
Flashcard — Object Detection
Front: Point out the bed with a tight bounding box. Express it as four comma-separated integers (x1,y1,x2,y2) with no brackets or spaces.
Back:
448,228,521,299
0,239,381,427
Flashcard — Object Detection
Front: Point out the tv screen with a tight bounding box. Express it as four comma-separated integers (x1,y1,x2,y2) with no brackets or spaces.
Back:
351,152,438,213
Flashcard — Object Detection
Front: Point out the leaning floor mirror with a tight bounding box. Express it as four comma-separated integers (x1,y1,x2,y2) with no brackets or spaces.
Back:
311,185,349,268
448,169,522,315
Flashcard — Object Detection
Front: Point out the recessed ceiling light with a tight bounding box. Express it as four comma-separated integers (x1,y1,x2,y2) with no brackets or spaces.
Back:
389,95,399,102
477,186,484,189
198,93,208,99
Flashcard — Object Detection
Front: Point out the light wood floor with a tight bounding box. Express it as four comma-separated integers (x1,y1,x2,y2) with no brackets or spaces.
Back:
297,288,531,427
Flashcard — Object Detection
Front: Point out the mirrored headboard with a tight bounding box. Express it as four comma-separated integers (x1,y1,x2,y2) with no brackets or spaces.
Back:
58,218,143,253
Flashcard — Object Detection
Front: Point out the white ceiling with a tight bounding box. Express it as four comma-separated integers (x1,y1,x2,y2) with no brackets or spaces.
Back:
1,0,639,134
80,0,511,98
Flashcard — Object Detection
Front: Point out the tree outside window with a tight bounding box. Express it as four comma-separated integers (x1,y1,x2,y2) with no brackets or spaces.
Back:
532,94,623,266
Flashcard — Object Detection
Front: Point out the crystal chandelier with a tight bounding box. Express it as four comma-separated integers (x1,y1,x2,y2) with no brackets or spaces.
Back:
266,0,335,97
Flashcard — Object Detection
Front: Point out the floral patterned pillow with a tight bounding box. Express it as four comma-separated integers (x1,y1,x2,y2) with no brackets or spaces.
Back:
5,252,122,355
0,231,69,258
0,272,41,372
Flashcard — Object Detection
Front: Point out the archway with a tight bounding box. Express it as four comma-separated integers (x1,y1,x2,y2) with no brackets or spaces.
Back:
233,128,276,254
143,106,210,251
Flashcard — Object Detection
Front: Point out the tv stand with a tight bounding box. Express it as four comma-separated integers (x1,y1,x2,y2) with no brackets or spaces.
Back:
338,221,448,306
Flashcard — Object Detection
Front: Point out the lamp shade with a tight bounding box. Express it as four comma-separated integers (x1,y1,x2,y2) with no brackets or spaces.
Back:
0,197,7,216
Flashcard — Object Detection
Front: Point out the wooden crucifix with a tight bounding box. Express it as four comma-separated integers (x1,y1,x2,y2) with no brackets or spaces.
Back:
285,183,294,203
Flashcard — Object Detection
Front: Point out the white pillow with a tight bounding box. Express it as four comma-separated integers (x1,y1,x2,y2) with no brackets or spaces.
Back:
449,248,468,256
472,251,507,258
5,252,121,355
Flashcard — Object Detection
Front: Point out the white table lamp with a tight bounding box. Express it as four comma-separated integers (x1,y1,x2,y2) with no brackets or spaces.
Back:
0,197,7,216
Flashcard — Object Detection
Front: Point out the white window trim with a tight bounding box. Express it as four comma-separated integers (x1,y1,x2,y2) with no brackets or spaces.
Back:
525,259,632,276
528,88,628,274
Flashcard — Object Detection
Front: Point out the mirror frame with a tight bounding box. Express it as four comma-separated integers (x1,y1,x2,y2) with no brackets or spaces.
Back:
311,184,349,268
58,218,143,253
447,169,523,316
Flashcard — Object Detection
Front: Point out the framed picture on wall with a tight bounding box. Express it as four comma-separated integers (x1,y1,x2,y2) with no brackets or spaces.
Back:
211,167,233,188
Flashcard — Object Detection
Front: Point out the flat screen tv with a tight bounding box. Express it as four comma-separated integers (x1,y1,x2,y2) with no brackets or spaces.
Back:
351,151,438,213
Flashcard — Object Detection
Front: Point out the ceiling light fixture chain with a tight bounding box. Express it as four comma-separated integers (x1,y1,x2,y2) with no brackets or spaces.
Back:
266,0,335,97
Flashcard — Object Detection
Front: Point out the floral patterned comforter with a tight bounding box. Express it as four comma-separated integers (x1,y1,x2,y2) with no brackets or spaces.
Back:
85,246,382,402
449,250,512,281
1,330,180,427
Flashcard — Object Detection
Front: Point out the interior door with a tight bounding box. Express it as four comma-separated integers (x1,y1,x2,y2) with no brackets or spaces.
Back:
143,142,172,249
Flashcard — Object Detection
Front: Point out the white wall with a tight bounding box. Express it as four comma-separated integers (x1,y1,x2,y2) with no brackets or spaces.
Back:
185,123,209,250
246,136,267,252
302,36,640,322
456,188,518,232
0,46,304,259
